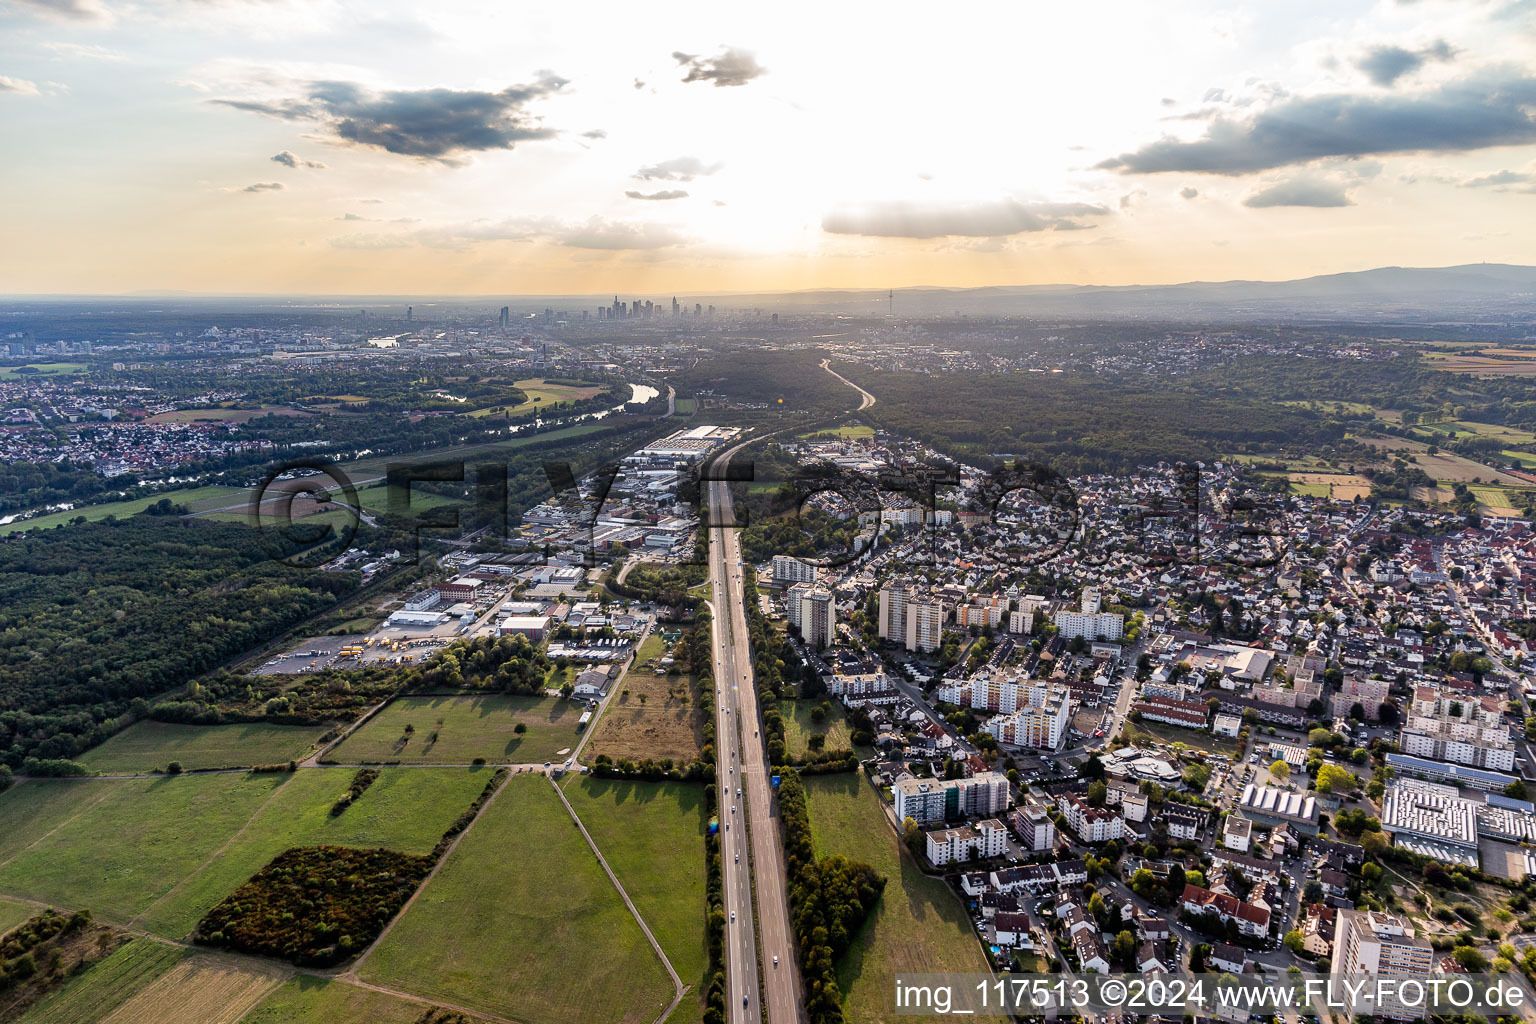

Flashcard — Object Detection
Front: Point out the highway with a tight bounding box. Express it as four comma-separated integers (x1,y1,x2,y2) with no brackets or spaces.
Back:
708,456,801,1024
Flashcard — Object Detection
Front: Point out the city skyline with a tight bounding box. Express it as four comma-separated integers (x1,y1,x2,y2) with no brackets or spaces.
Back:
2,0,1536,294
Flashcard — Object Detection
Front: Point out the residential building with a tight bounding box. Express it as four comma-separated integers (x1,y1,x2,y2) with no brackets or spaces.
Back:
1012,805,1057,852
1330,910,1434,1017
800,585,836,649
771,555,818,586
894,773,1010,825
1056,795,1125,843
924,818,1008,866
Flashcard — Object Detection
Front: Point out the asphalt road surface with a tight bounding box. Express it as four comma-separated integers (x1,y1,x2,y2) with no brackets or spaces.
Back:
708,460,801,1024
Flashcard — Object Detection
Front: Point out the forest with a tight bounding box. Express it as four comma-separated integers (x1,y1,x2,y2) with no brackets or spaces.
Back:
0,514,358,769
194,846,433,966
845,365,1349,475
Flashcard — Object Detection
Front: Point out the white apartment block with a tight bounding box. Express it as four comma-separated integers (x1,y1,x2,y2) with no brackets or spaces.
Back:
799,586,836,649
1399,686,1515,772
1330,910,1434,1017
983,692,1071,751
879,584,947,653
771,555,818,586
826,671,891,697
1013,805,1057,852
924,818,1008,866
894,773,1010,825
1056,795,1125,843
784,581,810,629
1008,609,1034,635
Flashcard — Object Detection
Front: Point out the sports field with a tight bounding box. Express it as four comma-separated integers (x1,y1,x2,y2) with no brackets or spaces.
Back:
563,776,709,1024
135,765,492,938
360,775,674,1024
0,774,287,921
78,721,330,774
803,773,993,1024
329,695,585,765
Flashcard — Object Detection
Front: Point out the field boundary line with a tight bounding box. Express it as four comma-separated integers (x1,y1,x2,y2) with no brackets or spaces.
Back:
128,769,300,934
343,767,512,979
552,775,686,1024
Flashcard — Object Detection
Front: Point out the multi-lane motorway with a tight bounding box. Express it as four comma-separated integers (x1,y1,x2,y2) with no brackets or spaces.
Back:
707,457,801,1024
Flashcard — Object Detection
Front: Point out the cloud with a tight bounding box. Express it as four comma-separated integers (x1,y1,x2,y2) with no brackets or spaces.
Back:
821,197,1111,238
1180,186,1200,199
1118,189,1146,210
214,72,567,161
634,156,722,181
1242,175,1353,207
4,0,110,21
581,129,607,139
1456,166,1536,193
270,150,326,169
242,181,285,192
625,189,688,200
333,215,686,251
339,212,365,220
0,75,40,95
1355,40,1455,87
43,42,123,61
672,47,766,88
1097,69,1536,175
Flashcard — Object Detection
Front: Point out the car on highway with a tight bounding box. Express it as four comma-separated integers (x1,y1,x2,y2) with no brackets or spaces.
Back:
730,911,735,922
735,853,739,862
773,956,778,967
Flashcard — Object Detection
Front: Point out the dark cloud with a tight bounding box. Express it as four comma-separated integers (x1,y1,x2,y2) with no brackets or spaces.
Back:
1097,69,1536,174
242,181,285,193
1356,40,1455,87
216,72,567,161
1463,168,1535,187
1180,186,1200,199
581,129,607,139
270,150,326,169
672,48,766,88
625,189,688,200
821,198,1110,238
634,156,723,181
1242,176,1353,208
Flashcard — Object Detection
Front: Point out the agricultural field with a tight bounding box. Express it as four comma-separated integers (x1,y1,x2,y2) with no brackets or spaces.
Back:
146,406,311,424
1470,487,1523,516
803,773,992,1024
5,485,243,534
562,776,709,1024
241,977,480,1024
1411,451,1530,487
329,695,585,765
587,638,702,764
14,939,185,1024
0,363,86,377
78,721,330,774
777,699,854,757
90,954,284,1024
136,766,492,938
0,773,287,921
799,423,875,440
360,775,674,1024
0,895,34,937
466,378,606,418
348,482,464,514
1426,353,1536,375
1287,473,1372,500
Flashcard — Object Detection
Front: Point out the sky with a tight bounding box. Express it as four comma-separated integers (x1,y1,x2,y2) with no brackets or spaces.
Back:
2,0,1535,295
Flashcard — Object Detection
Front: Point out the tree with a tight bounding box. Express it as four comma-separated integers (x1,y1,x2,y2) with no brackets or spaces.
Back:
1316,764,1358,795
1452,946,1489,972
1087,781,1108,808
1283,930,1305,954
513,722,527,735
1505,779,1528,800
1269,760,1291,781
166,761,183,775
